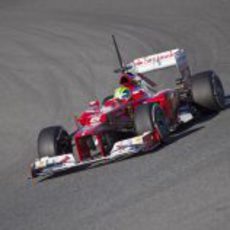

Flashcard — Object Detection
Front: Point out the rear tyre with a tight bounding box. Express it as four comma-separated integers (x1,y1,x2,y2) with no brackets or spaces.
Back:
191,71,225,112
37,126,72,158
134,103,169,142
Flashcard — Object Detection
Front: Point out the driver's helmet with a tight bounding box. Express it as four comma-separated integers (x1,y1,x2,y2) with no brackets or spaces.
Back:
114,86,131,101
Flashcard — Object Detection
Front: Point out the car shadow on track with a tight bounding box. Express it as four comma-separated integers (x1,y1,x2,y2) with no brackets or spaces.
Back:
36,97,230,183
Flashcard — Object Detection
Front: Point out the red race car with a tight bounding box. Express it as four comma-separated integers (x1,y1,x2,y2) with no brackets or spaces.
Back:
31,36,225,178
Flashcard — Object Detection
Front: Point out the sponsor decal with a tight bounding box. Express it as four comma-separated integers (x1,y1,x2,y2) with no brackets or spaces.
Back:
90,115,101,124
132,136,143,145
133,50,177,67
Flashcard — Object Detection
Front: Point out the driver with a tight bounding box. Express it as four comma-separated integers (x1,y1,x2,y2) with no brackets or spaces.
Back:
114,85,132,101
119,72,154,98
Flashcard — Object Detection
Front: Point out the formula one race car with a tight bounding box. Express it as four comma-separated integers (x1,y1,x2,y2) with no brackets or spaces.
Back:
30,35,225,178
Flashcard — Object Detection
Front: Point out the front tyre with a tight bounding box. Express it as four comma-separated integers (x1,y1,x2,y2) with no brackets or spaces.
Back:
37,126,72,158
134,103,169,143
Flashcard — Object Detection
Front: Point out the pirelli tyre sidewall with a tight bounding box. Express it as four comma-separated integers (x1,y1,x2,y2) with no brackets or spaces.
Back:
191,71,225,112
134,103,169,143
37,126,72,158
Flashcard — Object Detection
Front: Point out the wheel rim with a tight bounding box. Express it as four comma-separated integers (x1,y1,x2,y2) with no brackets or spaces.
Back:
151,105,169,140
56,130,72,155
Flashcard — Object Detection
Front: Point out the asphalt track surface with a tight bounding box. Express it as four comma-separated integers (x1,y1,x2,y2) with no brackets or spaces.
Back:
0,1,230,229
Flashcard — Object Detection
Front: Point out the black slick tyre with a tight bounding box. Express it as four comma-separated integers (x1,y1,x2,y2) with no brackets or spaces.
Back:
191,71,225,112
134,103,169,142
37,126,72,158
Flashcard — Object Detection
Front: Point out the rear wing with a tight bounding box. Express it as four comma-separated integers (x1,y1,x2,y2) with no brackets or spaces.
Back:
126,48,191,83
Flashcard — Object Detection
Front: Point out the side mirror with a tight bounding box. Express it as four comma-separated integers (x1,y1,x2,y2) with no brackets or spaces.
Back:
88,100,100,111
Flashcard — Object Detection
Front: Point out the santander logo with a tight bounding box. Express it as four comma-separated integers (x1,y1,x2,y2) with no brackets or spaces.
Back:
133,50,177,66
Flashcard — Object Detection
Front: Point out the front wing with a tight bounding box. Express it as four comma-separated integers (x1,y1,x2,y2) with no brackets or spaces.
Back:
30,132,159,179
